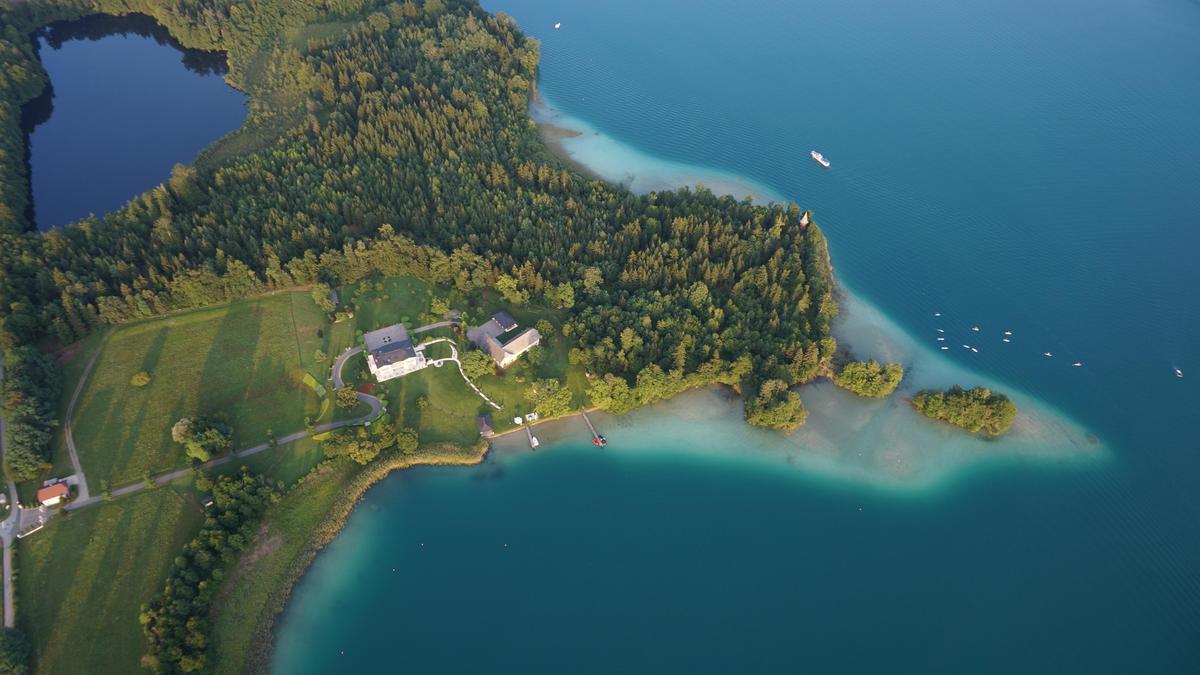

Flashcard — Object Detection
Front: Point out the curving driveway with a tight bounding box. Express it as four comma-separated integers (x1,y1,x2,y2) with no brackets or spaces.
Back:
331,346,384,415
416,338,502,410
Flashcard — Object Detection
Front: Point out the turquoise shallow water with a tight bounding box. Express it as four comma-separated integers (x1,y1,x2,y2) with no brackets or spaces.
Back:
275,0,1200,671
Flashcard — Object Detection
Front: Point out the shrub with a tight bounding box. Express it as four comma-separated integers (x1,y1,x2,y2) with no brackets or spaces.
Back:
832,360,903,398
745,379,807,431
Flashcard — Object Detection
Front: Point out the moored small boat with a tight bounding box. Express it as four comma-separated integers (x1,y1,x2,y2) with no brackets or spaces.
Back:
811,150,830,168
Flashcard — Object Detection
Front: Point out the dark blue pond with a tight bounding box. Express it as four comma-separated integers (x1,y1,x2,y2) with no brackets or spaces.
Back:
21,13,246,230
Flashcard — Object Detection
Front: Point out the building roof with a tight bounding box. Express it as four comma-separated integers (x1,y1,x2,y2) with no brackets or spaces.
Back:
364,324,418,365
37,483,68,503
371,340,418,366
476,413,494,435
484,334,508,365
485,327,542,367
502,327,541,354
490,311,518,332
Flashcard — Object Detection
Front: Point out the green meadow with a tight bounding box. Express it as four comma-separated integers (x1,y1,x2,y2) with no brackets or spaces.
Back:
17,277,594,674
17,485,206,675
56,292,330,487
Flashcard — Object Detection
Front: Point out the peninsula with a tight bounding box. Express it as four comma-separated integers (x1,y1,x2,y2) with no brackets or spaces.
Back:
0,0,840,671
0,0,1016,673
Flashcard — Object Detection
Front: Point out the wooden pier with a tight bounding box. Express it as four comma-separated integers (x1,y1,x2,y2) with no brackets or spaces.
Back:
525,425,539,449
580,412,606,447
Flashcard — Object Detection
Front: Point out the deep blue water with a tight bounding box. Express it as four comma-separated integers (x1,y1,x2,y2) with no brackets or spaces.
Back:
22,14,246,230
275,0,1200,672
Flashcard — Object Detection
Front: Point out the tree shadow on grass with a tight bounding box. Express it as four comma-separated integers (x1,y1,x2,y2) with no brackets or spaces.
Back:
138,325,170,375
73,385,115,480
197,304,264,425
67,491,180,669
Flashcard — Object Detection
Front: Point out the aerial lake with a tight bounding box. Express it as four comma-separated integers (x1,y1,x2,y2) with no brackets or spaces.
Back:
21,13,246,230
262,0,1198,671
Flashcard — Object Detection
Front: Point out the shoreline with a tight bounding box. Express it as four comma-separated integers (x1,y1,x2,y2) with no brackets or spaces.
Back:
525,90,1102,460
229,443,488,674
531,90,604,182
253,16,1106,672
528,91,786,203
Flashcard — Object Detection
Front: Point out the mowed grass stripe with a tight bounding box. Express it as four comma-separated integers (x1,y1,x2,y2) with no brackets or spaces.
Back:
68,292,328,485
18,486,205,675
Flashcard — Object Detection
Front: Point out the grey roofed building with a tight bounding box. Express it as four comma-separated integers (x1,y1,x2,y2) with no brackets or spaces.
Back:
490,310,518,333
476,413,494,437
363,323,427,381
371,339,417,366
485,327,542,368
364,324,416,362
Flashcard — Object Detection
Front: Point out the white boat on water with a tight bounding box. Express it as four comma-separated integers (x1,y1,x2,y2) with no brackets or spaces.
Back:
811,150,831,168
1176,368,1184,378
554,21,561,29
1044,352,1053,357
1073,362,1083,367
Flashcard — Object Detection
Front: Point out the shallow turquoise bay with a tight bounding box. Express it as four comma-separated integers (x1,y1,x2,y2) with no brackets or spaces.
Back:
274,0,1200,671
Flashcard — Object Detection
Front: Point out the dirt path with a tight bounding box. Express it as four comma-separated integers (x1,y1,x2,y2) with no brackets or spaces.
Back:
60,330,113,503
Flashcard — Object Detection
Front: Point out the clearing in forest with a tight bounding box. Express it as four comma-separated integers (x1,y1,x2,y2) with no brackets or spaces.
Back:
60,292,331,485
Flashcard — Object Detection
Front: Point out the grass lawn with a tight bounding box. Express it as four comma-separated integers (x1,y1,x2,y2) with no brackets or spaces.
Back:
43,331,110,479
16,485,206,675
58,292,332,486
222,437,326,487
17,436,332,675
337,276,593,440
345,276,438,332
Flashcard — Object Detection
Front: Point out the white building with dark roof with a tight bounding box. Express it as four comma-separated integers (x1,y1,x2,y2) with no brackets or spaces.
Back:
485,327,541,369
364,323,427,382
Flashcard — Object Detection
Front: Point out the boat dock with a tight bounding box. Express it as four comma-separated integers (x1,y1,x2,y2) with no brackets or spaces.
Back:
525,425,539,450
581,411,607,447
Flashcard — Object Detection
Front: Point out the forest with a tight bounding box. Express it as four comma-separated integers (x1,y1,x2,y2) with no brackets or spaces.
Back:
0,0,836,473
832,359,904,398
139,469,279,674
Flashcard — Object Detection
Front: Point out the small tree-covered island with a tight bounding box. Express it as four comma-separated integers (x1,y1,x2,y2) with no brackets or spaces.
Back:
0,0,1017,672
912,386,1018,436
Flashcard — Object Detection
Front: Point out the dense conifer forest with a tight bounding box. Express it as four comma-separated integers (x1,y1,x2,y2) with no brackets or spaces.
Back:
0,0,837,470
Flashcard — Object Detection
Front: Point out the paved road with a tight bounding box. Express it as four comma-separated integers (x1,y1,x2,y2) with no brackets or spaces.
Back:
0,363,17,628
60,330,112,503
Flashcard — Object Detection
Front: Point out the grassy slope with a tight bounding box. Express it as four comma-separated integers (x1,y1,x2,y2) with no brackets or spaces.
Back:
15,292,339,674
16,485,206,675
16,441,331,675
63,292,328,486
17,277,587,674
208,443,486,675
